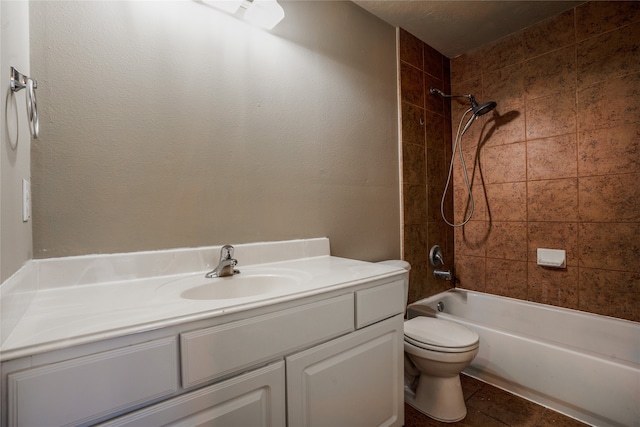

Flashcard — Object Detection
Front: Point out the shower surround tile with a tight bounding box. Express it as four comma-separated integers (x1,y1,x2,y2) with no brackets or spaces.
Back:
483,63,525,108
481,31,527,71
485,259,528,300
399,28,423,69
402,102,426,146
402,143,426,185
526,91,576,139
579,222,640,272
527,179,578,222
427,183,445,222
452,141,482,188
450,51,482,83
522,9,575,59
577,72,640,131
426,148,447,189
577,21,640,88
525,46,576,100
578,123,640,176
486,105,526,147
403,184,428,225
579,268,640,321
455,221,489,258
579,173,640,222
454,255,485,291
482,141,526,184
426,111,446,150
454,184,486,223
486,222,528,261
423,43,444,81
404,224,429,266
527,264,579,310
485,182,527,222
449,2,640,323
575,1,640,41
401,62,424,107
527,134,577,181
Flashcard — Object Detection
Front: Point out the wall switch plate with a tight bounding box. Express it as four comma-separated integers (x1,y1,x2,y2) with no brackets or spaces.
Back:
22,179,31,222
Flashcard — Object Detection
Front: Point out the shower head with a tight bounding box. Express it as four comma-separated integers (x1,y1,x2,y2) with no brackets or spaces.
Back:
470,95,497,116
430,87,497,117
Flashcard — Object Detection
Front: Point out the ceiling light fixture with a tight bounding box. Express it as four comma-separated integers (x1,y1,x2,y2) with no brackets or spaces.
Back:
199,0,285,30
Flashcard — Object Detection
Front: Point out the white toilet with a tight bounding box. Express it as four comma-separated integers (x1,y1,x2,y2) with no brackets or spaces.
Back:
379,260,480,423
404,316,479,422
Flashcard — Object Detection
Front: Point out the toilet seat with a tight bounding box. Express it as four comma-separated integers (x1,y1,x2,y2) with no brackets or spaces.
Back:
404,317,479,353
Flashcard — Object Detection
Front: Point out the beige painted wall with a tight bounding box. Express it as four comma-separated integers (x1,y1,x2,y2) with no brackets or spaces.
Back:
1,2,33,282
29,1,401,261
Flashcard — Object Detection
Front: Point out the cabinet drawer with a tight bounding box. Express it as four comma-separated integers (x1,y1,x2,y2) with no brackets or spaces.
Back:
181,293,354,388
355,280,405,329
97,361,286,427
7,337,179,427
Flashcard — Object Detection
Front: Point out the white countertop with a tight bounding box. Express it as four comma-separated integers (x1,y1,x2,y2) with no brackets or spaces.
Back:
1,240,405,362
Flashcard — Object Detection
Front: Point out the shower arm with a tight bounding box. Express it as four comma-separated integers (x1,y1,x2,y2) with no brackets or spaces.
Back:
429,87,472,100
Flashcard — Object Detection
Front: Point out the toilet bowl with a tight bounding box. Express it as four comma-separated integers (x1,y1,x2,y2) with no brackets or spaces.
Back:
377,260,479,423
403,316,479,422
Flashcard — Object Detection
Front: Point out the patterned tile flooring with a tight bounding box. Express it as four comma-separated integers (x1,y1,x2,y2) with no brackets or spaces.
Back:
404,375,590,427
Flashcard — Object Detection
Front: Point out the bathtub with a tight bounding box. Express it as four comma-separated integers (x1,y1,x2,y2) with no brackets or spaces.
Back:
407,289,640,427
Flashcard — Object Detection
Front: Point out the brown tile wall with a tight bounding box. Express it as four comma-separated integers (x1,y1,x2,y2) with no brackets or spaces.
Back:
449,1,640,322
399,29,454,304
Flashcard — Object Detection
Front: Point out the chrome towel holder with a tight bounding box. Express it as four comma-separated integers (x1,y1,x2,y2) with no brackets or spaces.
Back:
10,66,39,139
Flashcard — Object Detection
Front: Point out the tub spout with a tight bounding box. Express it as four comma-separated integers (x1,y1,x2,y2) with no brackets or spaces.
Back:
434,269,452,280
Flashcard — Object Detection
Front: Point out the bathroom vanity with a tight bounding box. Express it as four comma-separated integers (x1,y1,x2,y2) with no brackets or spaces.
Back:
0,239,406,426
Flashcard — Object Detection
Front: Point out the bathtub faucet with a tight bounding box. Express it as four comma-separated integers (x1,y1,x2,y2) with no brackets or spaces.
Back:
205,245,240,278
433,269,453,281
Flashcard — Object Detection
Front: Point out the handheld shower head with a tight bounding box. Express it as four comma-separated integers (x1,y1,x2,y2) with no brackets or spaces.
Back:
430,87,498,227
430,87,497,117
470,95,497,117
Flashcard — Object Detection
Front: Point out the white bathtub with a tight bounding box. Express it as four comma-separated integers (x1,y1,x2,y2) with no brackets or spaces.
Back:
407,289,640,427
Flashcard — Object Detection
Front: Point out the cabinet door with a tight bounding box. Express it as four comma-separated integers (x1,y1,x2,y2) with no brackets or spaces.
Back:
98,361,286,427
287,314,404,427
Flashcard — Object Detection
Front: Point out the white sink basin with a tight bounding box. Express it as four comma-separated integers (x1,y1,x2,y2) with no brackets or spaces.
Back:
181,275,299,300
157,270,309,301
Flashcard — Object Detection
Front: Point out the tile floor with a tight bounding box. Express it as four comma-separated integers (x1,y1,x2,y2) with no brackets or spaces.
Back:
404,375,590,427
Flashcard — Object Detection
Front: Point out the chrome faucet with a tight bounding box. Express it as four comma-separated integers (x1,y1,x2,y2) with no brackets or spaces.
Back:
430,245,453,281
205,245,240,278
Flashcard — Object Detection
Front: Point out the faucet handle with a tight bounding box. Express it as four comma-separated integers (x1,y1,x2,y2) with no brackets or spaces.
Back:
220,244,234,260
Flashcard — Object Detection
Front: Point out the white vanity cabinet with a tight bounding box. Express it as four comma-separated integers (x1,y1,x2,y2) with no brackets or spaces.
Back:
1,277,406,427
287,314,404,427
285,280,406,427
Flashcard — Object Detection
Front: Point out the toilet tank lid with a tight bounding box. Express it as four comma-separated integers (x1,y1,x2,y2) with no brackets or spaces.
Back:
378,260,411,271
405,317,479,348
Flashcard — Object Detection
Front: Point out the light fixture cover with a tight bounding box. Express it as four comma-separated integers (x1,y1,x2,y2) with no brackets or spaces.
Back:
202,0,243,14
243,0,285,30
